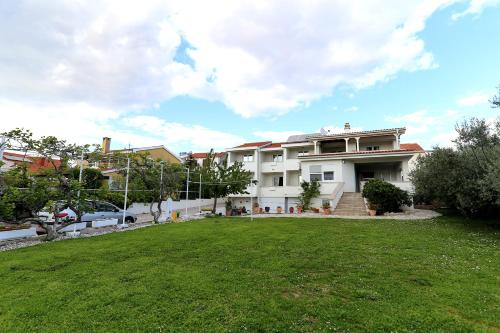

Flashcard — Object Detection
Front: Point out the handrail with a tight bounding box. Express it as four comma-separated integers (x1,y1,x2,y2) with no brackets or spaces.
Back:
330,182,345,210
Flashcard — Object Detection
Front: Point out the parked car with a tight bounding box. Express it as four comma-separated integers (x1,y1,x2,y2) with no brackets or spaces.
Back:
38,200,137,225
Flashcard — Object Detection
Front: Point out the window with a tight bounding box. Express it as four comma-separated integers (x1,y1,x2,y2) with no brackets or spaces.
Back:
323,171,334,181
272,154,283,162
243,154,254,162
309,165,322,182
366,146,380,151
272,176,283,187
297,150,309,157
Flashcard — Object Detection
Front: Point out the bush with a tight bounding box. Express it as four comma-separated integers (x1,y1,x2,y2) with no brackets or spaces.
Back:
362,179,412,213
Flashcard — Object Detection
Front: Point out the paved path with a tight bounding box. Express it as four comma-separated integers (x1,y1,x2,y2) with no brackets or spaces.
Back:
241,209,440,220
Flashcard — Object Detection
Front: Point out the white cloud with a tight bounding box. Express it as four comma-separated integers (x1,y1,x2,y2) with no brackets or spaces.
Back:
344,106,359,113
254,131,305,142
452,0,500,20
121,116,245,152
386,109,462,148
0,0,482,120
457,92,489,107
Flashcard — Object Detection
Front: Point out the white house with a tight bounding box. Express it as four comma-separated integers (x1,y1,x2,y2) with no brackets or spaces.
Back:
226,123,425,215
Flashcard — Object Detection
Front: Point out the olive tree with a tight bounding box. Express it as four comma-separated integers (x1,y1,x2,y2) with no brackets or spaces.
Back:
0,129,99,240
113,152,185,223
200,150,254,213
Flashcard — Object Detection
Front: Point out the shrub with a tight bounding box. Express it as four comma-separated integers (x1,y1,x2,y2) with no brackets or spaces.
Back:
362,179,412,213
298,180,321,210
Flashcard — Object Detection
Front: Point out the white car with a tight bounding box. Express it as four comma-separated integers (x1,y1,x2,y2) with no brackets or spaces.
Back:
38,201,137,224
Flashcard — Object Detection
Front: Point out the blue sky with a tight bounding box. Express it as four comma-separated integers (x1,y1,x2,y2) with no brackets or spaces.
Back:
0,0,499,153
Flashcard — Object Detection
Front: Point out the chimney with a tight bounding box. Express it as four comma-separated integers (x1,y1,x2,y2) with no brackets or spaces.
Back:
102,137,111,154
344,122,351,132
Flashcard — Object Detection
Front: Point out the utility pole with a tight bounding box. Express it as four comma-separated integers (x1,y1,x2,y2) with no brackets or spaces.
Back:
0,136,6,172
120,157,130,228
160,161,164,222
77,150,84,200
185,167,190,217
198,173,202,213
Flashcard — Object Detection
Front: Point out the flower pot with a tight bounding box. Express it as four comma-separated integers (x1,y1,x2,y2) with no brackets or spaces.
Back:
225,210,232,217
259,208,263,214
297,207,303,214
368,209,376,216
265,207,270,213
289,207,294,214
323,208,331,215
277,207,283,214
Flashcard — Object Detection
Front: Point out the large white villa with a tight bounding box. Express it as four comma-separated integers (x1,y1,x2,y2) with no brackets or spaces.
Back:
226,123,425,215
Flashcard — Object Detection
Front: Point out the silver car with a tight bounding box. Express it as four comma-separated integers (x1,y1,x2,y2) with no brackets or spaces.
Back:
39,200,137,225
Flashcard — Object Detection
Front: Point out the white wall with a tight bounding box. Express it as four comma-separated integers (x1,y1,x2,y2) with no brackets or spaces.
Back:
128,199,214,214
341,161,356,192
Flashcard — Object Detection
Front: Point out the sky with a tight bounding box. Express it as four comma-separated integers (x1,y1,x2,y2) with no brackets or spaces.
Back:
0,0,499,154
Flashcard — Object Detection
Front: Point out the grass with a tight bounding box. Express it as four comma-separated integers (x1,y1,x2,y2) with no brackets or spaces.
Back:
0,216,498,332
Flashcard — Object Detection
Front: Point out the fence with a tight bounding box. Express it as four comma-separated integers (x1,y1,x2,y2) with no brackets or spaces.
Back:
127,198,214,215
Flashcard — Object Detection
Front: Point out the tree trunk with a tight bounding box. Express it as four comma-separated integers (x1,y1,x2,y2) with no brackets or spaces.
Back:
43,222,58,241
212,197,218,214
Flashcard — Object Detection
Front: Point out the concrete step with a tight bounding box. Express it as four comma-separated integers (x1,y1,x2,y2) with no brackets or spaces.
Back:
333,192,367,216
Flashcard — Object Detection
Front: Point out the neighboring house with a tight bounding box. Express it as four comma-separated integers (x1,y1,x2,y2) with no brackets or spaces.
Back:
0,151,62,173
226,123,425,213
183,152,226,166
98,137,182,186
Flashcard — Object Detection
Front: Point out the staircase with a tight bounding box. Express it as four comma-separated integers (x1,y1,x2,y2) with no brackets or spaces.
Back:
333,192,368,216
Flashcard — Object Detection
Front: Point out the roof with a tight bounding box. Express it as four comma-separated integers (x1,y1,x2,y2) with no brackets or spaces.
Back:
1,151,62,173
2,151,32,162
288,127,406,142
235,141,272,148
400,143,424,151
107,145,182,162
265,142,284,148
299,149,419,160
190,152,226,158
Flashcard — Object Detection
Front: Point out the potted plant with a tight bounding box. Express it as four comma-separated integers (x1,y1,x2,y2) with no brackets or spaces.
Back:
297,205,303,214
312,207,320,213
253,202,259,214
276,206,283,214
265,206,270,213
322,201,331,215
225,201,232,216
368,203,377,216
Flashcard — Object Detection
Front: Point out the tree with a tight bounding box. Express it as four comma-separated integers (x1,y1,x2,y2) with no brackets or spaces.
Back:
200,150,254,213
114,152,185,223
0,128,100,240
490,85,500,109
298,180,320,210
410,117,499,217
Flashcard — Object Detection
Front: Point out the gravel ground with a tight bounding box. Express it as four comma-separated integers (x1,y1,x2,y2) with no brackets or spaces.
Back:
0,214,204,253
240,209,441,220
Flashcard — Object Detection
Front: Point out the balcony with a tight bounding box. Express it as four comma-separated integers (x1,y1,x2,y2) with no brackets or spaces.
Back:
230,185,257,197
260,186,301,197
236,161,256,172
261,162,284,173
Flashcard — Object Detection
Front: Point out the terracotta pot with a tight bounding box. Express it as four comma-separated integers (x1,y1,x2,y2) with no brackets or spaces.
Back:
226,210,232,217
323,208,331,215
368,209,376,216
297,207,303,214
277,207,283,214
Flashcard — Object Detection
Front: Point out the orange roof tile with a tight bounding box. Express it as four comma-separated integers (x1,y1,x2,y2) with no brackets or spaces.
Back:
190,152,225,158
400,143,424,151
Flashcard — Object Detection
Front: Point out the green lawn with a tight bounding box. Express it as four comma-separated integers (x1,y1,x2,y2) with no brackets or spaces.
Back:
0,217,498,332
